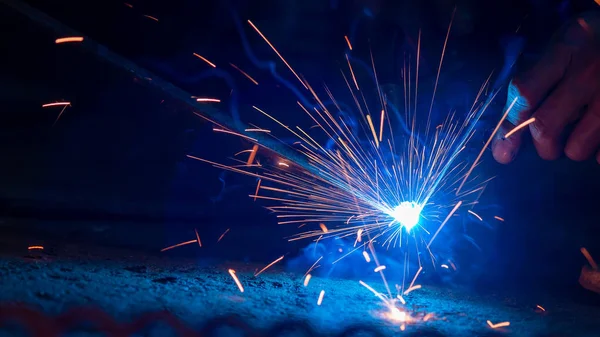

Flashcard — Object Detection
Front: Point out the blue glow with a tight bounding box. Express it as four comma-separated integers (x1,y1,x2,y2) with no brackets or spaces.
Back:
390,201,422,232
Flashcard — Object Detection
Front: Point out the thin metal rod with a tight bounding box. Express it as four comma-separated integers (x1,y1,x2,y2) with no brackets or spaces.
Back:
1,0,314,172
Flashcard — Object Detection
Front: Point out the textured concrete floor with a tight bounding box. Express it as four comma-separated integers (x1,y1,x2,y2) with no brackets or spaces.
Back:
1,232,600,337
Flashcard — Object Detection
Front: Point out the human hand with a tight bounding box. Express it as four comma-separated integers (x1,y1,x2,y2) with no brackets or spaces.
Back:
492,12,600,164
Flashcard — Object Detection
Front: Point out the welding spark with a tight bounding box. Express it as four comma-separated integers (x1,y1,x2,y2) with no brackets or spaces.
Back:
42,101,71,107
190,13,507,320
487,320,510,329
230,63,259,84
217,228,230,243
143,15,159,22
228,269,244,293
362,251,371,262
195,97,221,103
317,290,325,305
344,35,353,50
304,274,312,286
194,229,202,247
193,53,217,68
55,36,83,44
503,117,535,139
254,255,285,276
160,239,197,252
387,201,422,232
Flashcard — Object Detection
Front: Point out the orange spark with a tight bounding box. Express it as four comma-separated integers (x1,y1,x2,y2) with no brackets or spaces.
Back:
494,216,505,222
55,37,83,44
359,280,388,302
319,223,329,233
235,149,254,156
278,162,290,168
345,54,359,91
194,229,202,247
217,228,230,243
317,290,325,305
504,117,536,139
196,98,220,103
581,247,598,270
254,255,285,276
247,20,307,89
467,210,482,221
487,320,510,329
143,15,159,22
356,228,363,242
379,109,385,142
344,35,352,50
374,265,386,272
253,178,261,201
428,201,462,248
229,63,259,85
244,128,270,133
305,256,322,275
441,264,449,269
124,3,133,8
427,9,455,124
423,313,434,322
42,102,70,108
408,266,423,291
457,96,518,195
160,239,197,252
247,145,259,166
304,274,312,286
193,53,216,68
27,246,44,250
212,128,258,142
362,251,371,263
228,269,244,293
403,284,421,295
536,305,546,312
366,115,380,148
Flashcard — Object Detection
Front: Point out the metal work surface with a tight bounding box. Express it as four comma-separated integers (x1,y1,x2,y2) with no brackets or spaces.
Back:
1,232,598,337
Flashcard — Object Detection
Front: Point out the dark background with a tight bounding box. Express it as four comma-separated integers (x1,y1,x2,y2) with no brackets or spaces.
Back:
1,0,599,297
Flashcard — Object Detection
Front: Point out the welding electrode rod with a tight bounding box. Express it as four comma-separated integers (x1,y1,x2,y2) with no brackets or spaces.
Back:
0,0,315,174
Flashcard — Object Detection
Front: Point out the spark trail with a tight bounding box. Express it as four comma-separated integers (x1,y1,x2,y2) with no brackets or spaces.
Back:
188,14,516,325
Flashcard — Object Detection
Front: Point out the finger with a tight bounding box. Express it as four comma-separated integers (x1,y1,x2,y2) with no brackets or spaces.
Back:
492,121,524,164
492,44,572,164
565,95,600,161
530,69,595,160
506,43,573,125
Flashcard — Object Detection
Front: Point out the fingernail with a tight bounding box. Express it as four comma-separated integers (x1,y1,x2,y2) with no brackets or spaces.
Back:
492,136,517,164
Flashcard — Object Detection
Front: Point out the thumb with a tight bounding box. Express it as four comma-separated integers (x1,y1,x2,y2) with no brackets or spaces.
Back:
491,81,533,164
492,16,580,164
